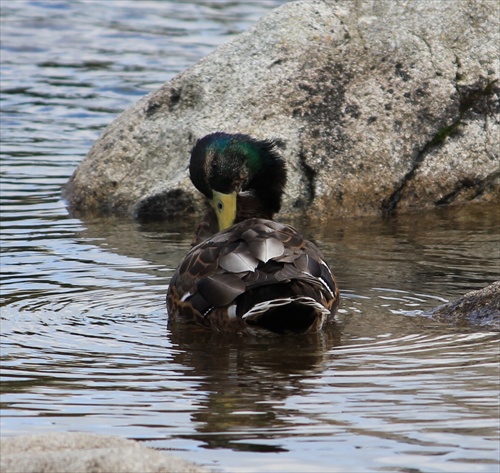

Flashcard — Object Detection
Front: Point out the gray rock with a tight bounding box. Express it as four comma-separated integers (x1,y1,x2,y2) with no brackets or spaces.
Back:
0,433,207,473
425,281,500,331
64,0,499,221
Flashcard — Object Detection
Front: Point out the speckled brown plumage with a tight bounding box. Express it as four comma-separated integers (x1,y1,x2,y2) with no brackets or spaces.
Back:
167,218,339,335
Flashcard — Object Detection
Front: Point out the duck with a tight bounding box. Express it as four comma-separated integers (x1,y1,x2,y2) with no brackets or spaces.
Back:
166,132,339,335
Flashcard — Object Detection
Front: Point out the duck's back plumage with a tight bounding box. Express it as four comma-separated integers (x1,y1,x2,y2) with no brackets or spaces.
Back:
167,218,339,335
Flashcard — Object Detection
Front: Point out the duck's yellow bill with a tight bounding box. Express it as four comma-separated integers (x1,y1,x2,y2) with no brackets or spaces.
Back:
212,191,237,231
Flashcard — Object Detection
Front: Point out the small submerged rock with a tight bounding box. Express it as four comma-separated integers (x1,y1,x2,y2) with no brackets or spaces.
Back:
425,281,500,331
0,432,208,473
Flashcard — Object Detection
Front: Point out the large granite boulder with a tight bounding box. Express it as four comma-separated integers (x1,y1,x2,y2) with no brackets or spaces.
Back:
0,433,207,473
64,0,499,221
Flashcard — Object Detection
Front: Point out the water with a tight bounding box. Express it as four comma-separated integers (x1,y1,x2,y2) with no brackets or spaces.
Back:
1,1,499,472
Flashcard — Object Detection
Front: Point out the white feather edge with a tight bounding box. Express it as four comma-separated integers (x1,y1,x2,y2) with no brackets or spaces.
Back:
241,296,331,321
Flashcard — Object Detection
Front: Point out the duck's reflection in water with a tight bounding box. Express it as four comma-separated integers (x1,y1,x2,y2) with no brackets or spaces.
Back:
168,323,341,452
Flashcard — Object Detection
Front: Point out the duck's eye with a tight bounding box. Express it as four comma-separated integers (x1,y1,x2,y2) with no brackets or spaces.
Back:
216,200,223,212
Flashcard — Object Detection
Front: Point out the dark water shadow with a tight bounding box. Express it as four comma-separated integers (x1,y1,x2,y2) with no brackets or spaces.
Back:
72,203,500,295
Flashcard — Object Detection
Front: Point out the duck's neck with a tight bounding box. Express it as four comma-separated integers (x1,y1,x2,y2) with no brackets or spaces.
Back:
244,150,287,218
236,193,275,223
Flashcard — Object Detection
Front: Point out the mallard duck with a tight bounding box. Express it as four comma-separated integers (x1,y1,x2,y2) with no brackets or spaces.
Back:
167,132,339,335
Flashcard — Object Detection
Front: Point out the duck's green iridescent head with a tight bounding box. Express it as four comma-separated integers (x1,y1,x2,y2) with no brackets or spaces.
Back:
189,132,287,231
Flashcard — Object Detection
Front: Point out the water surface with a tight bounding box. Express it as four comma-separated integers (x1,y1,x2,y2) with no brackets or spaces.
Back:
1,1,499,472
